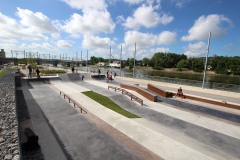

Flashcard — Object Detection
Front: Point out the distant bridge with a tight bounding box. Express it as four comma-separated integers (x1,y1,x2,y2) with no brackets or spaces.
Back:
0,57,87,67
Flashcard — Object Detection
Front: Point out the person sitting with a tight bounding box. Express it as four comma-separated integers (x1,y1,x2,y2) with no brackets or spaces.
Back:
177,87,184,98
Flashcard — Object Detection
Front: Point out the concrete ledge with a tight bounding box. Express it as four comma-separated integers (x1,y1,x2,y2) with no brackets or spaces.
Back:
147,84,173,97
148,84,240,110
120,84,157,102
183,94,240,110
91,74,106,79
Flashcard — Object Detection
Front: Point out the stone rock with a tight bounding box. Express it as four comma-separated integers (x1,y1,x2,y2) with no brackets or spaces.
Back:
0,137,4,143
12,155,19,160
4,154,12,160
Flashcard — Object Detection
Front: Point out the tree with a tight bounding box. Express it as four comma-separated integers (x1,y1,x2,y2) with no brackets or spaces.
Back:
90,56,98,65
150,52,187,68
153,59,164,70
192,58,204,72
176,59,188,71
142,57,150,66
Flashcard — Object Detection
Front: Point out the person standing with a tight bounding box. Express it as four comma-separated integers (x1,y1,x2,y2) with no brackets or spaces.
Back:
36,68,40,78
27,65,32,78
72,66,75,73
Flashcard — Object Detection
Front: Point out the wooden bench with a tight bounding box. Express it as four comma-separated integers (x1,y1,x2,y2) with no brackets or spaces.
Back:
120,84,157,102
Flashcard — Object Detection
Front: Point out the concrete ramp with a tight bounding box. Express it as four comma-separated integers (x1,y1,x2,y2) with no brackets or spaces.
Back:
67,73,81,81
58,74,70,81
58,73,82,81
28,82,144,160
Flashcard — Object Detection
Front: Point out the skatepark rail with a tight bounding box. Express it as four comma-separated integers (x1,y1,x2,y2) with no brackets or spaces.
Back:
108,85,143,106
60,91,87,113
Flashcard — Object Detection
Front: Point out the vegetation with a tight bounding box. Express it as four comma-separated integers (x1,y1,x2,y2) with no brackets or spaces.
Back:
82,91,140,118
40,69,66,74
0,68,7,77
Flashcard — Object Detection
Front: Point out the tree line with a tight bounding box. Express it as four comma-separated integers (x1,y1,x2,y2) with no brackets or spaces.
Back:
90,52,240,76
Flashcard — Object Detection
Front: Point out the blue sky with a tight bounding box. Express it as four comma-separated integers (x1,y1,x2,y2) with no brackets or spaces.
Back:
0,0,239,60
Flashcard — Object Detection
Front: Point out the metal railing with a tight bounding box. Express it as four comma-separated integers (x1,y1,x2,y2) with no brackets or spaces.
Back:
60,91,87,113
108,85,143,106
77,67,240,93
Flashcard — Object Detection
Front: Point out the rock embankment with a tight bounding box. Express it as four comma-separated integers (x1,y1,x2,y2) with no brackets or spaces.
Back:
0,69,20,160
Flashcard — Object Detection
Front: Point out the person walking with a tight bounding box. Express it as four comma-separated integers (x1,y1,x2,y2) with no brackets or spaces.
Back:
27,65,32,78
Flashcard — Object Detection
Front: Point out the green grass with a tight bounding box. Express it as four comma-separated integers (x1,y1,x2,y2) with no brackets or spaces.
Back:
82,91,140,118
0,68,7,77
40,69,66,74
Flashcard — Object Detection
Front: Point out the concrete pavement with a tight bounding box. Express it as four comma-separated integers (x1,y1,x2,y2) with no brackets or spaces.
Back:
20,70,240,160
50,78,240,160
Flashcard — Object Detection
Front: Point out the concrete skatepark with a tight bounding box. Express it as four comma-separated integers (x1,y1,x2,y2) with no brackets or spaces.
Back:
18,69,240,160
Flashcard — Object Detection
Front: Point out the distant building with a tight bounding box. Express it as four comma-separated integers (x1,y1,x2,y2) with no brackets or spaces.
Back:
109,61,121,68
97,62,105,67
0,49,6,58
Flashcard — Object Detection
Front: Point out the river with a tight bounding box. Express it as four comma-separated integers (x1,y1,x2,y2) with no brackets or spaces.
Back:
146,70,240,85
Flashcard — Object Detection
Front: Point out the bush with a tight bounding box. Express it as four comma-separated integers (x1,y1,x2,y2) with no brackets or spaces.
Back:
40,70,66,74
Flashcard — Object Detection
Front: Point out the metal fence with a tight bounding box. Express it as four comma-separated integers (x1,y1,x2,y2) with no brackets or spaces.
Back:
78,66,240,93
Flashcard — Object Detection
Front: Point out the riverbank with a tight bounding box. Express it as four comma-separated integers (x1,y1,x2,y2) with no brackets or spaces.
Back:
125,67,240,85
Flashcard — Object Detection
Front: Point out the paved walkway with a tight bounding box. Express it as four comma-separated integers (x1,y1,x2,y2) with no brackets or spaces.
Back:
20,69,240,160
50,78,240,160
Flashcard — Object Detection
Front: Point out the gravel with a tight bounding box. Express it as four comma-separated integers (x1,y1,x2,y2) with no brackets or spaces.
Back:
0,69,20,160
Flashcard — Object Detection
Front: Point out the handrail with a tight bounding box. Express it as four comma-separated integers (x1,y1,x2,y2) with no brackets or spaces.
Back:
108,86,143,106
60,91,87,113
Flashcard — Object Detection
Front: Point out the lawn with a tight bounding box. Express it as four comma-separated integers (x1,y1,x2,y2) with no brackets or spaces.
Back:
40,69,66,74
0,68,7,77
82,91,140,118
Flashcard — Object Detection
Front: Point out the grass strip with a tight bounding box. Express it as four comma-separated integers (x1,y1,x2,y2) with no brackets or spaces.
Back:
82,91,140,118
0,68,7,77
40,69,66,74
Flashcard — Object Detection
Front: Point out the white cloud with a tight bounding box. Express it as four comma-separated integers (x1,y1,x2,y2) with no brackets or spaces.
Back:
82,35,115,49
1,42,56,57
171,0,191,8
62,0,115,37
124,30,177,48
0,12,48,41
62,0,107,11
57,40,73,48
151,47,170,53
123,4,173,29
123,0,144,5
184,41,207,57
124,31,155,47
123,0,161,6
17,8,59,33
157,31,177,44
63,10,115,36
182,14,233,41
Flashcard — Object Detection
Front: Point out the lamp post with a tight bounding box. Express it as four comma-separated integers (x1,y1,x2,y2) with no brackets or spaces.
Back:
202,32,211,89
133,42,136,78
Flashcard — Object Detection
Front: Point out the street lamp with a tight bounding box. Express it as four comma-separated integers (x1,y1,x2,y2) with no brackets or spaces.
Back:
202,32,211,89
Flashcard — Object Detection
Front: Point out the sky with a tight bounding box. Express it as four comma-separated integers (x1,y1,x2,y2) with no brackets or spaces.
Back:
0,0,239,60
